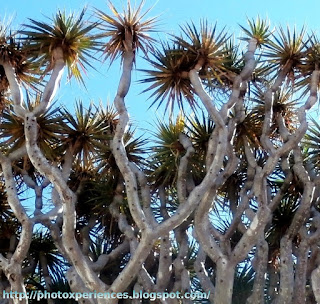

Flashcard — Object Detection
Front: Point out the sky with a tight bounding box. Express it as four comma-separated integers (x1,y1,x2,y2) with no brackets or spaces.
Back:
2,0,320,132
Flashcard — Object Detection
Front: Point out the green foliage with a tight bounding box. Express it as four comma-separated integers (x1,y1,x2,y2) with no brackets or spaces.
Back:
141,42,196,112
0,21,39,99
20,9,99,83
0,95,63,158
304,117,320,172
240,17,271,47
59,101,110,168
148,116,186,187
263,25,306,79
232,264,255,304
174,20,229,79
141,20,229,112
96,0,158,63
27,231,67,282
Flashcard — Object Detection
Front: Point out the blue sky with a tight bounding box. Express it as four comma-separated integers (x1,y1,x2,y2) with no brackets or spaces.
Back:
2,0,319,130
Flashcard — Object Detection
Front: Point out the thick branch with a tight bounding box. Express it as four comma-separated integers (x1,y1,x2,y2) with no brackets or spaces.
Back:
33,47,65,116
24,113,106,292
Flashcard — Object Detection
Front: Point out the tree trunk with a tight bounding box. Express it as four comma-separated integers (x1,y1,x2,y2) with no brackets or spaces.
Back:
214,258,235,304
